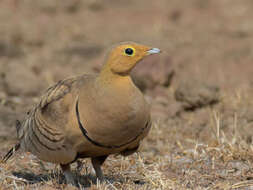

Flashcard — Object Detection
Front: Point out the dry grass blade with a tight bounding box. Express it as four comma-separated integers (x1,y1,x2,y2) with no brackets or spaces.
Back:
231,180,253,189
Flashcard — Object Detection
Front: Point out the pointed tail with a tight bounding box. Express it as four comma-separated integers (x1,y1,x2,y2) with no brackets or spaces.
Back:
1,143,20,163
1,120,22,163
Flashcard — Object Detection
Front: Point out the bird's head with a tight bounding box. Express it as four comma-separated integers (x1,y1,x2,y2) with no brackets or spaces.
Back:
104,42,160,76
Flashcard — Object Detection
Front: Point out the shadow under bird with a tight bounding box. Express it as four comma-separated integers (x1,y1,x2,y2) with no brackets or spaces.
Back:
2,42,160,184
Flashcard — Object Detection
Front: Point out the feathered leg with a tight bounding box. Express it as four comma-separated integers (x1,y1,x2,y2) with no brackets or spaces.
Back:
60,163,76,185
91,156,107,182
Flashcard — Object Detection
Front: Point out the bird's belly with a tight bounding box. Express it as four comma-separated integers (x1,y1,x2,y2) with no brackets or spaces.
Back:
74,115,150,157
75,124,149,158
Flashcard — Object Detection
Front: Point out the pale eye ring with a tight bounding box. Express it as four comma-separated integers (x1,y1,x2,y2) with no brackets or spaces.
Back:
125,48,134,56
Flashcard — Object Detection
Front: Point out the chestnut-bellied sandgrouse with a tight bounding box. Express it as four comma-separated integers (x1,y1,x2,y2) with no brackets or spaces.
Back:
2,42,160,184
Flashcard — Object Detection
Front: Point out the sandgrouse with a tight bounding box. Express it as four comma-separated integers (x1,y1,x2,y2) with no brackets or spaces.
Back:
2,42,160,184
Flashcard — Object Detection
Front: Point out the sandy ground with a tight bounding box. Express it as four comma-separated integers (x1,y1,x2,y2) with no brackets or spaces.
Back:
1,0,253,189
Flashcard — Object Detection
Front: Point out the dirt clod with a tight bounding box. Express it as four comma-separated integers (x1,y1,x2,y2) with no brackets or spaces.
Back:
132,55,174,91
175,81,220,111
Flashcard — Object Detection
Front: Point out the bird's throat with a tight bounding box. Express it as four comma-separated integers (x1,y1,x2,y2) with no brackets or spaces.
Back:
96,68,134,91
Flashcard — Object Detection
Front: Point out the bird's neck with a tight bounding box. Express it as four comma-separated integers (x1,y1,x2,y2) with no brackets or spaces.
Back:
95,67,134,91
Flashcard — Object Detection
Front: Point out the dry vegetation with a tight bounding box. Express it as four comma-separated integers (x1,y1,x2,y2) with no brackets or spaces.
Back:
1,0,253,189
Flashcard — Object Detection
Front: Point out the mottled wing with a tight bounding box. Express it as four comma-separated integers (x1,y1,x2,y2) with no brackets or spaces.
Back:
18,76,81,163
39,77,78,109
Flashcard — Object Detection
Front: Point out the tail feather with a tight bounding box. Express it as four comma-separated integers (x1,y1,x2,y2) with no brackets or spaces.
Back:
1,143,20,163
1,120,22,164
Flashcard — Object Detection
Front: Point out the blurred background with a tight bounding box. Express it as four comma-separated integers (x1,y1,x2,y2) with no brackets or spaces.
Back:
1,0,253,189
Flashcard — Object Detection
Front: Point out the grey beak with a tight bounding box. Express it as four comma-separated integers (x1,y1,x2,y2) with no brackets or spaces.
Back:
147,48,160,54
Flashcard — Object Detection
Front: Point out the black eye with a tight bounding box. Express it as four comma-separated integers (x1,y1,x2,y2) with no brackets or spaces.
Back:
125,48,134,55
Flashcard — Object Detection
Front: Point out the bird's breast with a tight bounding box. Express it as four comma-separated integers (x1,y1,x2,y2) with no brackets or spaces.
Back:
77,86,149,147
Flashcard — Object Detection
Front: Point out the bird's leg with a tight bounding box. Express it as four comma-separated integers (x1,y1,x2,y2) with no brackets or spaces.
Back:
76,160,83,173
91,156,107,182
60,164,76,185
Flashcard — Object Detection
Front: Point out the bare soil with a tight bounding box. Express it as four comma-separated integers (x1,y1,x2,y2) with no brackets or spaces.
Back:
1,0,253,189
